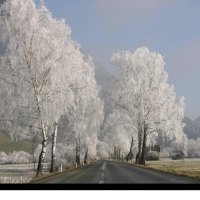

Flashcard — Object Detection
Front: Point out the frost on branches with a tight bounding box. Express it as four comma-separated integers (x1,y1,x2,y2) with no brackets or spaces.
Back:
0,0,192,175
0,0,104,176
99,47,187,165
62,55,104,166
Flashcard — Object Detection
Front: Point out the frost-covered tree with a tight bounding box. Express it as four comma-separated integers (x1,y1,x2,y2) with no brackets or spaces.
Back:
65,55,104,166
110,47,186,165
99,109,136,160
0,0,76,176
80,56,104,164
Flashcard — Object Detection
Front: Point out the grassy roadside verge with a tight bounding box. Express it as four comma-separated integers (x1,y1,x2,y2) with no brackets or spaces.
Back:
116,158,200,181
143,159,200,181
109,158,200,181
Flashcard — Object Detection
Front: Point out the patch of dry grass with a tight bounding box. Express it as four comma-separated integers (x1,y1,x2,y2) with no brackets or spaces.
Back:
145,158,200,180
0,163,49,183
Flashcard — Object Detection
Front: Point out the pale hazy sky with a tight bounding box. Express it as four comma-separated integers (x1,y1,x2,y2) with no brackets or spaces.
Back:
36,0,200,119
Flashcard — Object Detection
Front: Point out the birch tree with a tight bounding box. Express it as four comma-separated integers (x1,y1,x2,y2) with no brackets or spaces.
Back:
0,0,75,176
110,47,186,165
80,56,104,164
66,55,104,166
99,109,136,160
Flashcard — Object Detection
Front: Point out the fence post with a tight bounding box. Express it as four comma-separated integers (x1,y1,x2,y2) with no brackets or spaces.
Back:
60,164,62,172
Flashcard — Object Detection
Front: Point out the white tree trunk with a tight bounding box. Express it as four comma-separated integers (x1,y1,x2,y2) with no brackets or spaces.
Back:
50,121,58,172
36,123,48,177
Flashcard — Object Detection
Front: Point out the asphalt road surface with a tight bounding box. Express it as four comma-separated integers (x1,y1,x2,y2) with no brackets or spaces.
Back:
36,160,199,184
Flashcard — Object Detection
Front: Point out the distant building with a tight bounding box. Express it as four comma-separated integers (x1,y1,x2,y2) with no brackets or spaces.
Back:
172,151,184,160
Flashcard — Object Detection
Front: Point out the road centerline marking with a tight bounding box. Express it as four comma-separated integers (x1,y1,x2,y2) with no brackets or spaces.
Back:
99,161,106,183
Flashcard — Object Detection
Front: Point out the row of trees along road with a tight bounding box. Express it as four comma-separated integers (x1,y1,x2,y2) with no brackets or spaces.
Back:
99,47,187,166
0,0,104,176
0,0,188,176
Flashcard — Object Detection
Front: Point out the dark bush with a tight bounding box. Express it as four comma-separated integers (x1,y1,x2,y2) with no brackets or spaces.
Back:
146,151,159,161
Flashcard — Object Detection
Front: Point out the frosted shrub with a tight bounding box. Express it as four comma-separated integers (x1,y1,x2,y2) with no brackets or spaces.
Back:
0,151,32,164
187,138,200,158
160,148,171,158
146,151,159,161
10,151,32,164
0,152,7,164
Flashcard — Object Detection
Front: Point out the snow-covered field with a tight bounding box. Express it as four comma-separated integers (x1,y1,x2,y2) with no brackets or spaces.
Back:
0,163,49,183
